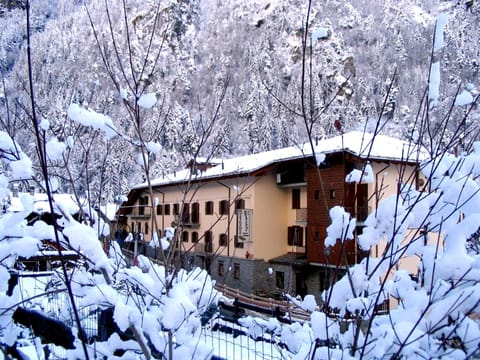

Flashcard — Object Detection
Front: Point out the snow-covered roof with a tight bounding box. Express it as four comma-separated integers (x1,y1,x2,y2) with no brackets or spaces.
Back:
8,192,80,214
134,131,425,189
7,192,120,221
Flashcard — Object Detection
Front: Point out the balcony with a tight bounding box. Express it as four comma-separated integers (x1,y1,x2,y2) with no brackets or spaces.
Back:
194,241,213,253
288,245,306,254
194,242,204,253
174,214,200,228
129,206,152,219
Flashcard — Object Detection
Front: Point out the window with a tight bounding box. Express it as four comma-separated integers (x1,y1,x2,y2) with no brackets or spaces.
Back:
235,198,245,211
182,203,190,223
218,261,225,276
191,202,200,224
192,231,199,243
314,190,320,200
288,226,304,246
234,263,240,280
138,196,148,215
205,201,214,215
137,222,142,233
292,188,300,209
204,231,213,253
156,204,163,215
145,222,149,235
219,200,229,215
139,196,148,215
182,231,189,242
234,235,244,249
314,231,320,242
330,189,336,199
276,271,285,289
164,204,171,215
219,233,228,247
173,203,180,215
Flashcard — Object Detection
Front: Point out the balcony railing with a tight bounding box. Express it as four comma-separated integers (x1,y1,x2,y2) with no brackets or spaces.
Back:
174,214,200,228
194,242,204,253
194,242,212,253
129,206,152,219
288,245,306,254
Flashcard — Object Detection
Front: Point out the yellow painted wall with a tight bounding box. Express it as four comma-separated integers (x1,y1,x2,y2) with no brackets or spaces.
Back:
128,176,259,258
251,172,290,260
367,162,427,277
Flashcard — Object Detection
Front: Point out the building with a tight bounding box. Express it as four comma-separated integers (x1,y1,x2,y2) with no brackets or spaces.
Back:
118,131,424,298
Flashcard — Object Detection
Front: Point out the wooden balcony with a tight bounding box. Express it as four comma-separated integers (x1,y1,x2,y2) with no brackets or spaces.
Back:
174,214,200,228
288,245,306,254
129,206,152,219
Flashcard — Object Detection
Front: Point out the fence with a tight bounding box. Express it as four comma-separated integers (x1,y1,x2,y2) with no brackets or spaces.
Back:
10,271,313,359
215,283,311,323
203,317,286,360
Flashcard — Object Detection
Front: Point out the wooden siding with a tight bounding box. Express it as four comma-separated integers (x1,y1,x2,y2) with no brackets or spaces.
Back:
306,153,358,265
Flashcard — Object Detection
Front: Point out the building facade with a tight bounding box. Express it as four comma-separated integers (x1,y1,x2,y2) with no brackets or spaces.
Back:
118,132,423,299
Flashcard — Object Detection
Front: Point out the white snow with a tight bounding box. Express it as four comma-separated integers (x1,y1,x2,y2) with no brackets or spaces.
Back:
312,27,330,43
9,156,33,180
63,219,112,272
0,131,16,154
39,118,50,131
345,163,373,183
325,206,356,247
454,90,474,106
145,141,162,154
137,131,425,189
409,6,433,27
46,137,66,161
434,14,448,52
300,294,317,312
119,87,129,100
315,152,326,166
161,236,170,250
149,232,160,248
25,220,56,241
137,92,157,109
67,103,117,141
63,136,73,150
428,61,440,108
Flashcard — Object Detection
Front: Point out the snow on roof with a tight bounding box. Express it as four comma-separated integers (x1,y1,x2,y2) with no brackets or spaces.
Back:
135,131,425,189
8,192,80,214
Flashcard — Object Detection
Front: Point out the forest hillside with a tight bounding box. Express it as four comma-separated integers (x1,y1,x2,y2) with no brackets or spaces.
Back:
0,0,478,201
